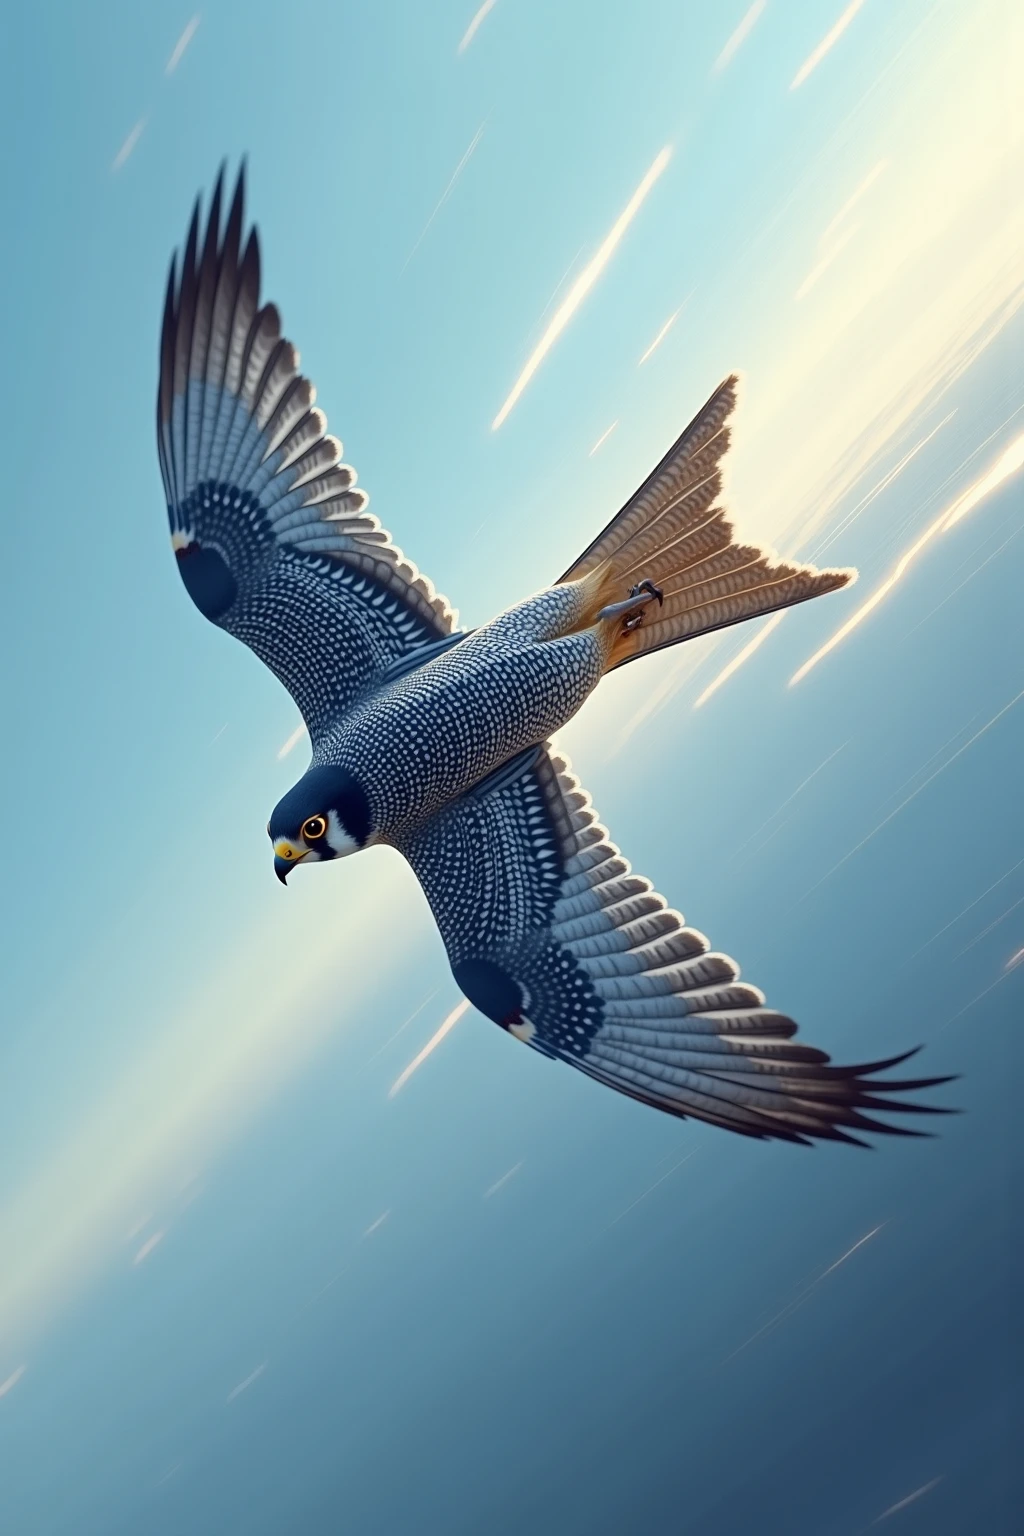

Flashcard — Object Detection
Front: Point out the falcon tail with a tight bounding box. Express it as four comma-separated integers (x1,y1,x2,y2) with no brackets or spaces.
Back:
558,375,854,671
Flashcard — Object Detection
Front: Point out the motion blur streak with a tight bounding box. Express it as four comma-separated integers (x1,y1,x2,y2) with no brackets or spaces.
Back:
457,0,497,55
790,431,1024,685
795,220,861,300
726,1223,887,1362
790,0,867,90
165,15,200,75
942,431,1024,529
818,159,889,250
388,1000,470,1097
491,147,672,429
869,1477,943,1525
801,687,1024,898
0,1365,26,1398
589,421,618,456
813,412,956,560
713,1,766,75
277,722,307,760
400,124,485,274
637,305,684,365
693,612,786,708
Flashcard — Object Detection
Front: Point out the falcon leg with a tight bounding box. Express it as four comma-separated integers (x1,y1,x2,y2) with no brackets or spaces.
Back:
597,578,664,632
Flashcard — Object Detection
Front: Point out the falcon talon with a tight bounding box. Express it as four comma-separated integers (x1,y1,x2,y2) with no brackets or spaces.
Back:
630,578,664,605
152,164,956,1146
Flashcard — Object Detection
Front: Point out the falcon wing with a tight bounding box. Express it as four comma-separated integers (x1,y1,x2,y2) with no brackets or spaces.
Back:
398,750,955,1145
156,165,457,737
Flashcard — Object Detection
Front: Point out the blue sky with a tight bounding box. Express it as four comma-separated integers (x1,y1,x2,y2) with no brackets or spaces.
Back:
0,3,1021,1532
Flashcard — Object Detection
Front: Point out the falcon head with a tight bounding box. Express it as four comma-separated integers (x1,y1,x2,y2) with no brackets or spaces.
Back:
268,766,372,883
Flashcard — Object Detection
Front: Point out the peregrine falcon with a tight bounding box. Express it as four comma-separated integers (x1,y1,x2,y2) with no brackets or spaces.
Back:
156,166,954,1145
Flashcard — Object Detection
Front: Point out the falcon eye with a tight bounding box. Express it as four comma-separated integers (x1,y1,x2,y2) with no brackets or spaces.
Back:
301,815,328,842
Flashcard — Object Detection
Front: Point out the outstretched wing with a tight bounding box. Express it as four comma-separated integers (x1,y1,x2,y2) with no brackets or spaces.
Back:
398,750,955,1145
157,165,457,737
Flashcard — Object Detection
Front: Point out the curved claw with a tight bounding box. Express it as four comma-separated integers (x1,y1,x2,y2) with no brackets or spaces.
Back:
631,578,664,606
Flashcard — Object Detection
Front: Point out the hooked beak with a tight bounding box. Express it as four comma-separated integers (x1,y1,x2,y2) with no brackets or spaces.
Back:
273,839,309,884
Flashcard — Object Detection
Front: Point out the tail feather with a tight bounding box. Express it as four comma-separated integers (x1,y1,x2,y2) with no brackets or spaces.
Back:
559,374,855,671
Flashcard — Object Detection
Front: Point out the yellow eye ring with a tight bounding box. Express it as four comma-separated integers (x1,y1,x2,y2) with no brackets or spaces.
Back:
301,815,328,843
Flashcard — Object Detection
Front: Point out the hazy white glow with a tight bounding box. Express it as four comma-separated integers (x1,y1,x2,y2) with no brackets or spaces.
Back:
589,421,619,456
112,119,146,172
401,124,485,273
388,1000,469,1097
638,303,685,365
0,1365,26,1398
794,219,861,300
484,1161,523,1198
226,1362,267,1402
713,1,767,74
458,0,497,53
132,1231,164,1265
165,15,200,74
362,1210,390,1236
1006,947,1024,972
693,613,786,708
791,430,1024,683
492,146,673,429
790,0,867,90
277,722,307,760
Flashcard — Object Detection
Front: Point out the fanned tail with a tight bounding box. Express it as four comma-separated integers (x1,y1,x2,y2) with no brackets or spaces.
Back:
558,375,855,671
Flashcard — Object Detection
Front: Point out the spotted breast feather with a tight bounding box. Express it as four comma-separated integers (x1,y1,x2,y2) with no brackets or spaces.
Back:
397,749,955,1145
156,163,455,739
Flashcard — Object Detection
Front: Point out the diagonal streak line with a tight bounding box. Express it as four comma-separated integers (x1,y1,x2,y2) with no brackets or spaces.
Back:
799,688,1024,900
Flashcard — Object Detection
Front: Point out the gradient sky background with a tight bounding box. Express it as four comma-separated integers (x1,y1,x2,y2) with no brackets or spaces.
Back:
1,1,1022,1532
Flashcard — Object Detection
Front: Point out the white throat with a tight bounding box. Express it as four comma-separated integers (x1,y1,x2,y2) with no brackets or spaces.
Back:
326,809,360,858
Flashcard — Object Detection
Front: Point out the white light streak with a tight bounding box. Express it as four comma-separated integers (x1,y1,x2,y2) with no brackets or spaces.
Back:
362,1210,390,1237
713,1,767,74
388,1000,469,1097
637,300,687,365
800,687,1024,898
401,124,485,274
484,1161,523,1198
166,15,200,74
870,1478,943,1525
277,723,307,760
492,146,673,430
112,119,146,173
790,0,867,90
226,1361,267,1402
458,0,498,54
133,1231,164,1265
791,430,1024,685
693,612,786,708
814,411,956,559
725,1223,886,1362
0,1365,26,1399
818,159,889,251
589,421,619,456
795,219,861,300
942,431,1024,529
603,1149,697,1231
